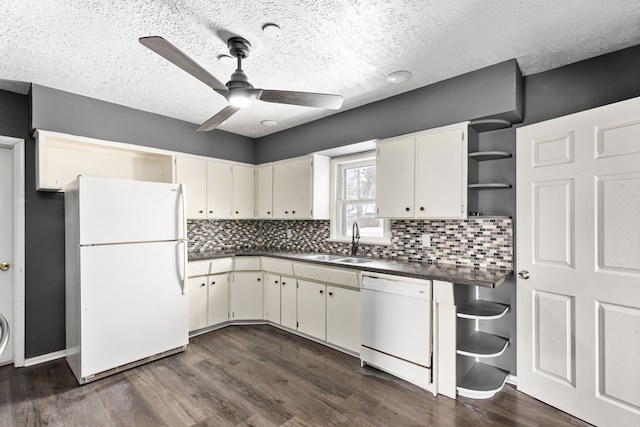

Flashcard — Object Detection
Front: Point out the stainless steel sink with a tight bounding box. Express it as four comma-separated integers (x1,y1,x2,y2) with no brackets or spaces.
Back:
335,257,374,264
304,254,345,261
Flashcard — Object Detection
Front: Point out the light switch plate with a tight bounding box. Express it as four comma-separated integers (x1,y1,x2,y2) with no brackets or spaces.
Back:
422,233,431,247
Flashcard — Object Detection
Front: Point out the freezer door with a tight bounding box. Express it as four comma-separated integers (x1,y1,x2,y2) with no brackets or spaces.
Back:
77,176,186,245
78,241,188,378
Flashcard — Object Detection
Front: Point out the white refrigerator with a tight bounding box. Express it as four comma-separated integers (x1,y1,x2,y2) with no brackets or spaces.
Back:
64,176,188,384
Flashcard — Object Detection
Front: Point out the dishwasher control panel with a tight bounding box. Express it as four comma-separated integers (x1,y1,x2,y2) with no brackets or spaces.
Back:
361,275,430,300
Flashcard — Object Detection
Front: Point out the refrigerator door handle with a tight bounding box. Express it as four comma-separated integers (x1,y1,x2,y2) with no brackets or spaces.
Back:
178,183,187,240
179,239,187,295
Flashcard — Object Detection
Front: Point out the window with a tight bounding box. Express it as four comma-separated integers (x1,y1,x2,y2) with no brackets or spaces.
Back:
330,152,389,243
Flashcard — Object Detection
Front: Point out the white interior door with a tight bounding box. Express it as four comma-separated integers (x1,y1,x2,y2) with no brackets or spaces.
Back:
0,147,13,365
517,96,640,427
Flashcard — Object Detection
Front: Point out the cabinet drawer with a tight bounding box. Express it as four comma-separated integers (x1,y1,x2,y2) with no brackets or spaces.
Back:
234,256,261,271
261,257,294,275
188,260,210,277
209,257,233,274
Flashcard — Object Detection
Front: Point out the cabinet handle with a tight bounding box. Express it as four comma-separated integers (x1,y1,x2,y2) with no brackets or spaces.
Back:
275,280,279,284
328,292,333,296
267,211,271,214
319,290,324,294
235,211,239,214
211,281,215,285
292,210,296,214
257,278,261,282
420,206,425,211
282,282,286,285
405,207,410,212
200,282,206,287
199,210,204,213
208,210,213,214
285,211,289,214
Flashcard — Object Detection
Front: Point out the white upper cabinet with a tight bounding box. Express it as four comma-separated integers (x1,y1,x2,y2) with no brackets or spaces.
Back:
376,136,415,218
255,164,273,219
271,154,330,220
232,164,255,219
176,156,207,219
206,160,233,218
376,122,469,219
176,155,255,219
415,127,467,218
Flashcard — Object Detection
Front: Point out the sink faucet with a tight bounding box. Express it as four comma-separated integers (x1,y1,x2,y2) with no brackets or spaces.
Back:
351,221,360,256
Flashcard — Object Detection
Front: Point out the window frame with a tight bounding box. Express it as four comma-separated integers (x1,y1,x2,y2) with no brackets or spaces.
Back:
329,151,390,244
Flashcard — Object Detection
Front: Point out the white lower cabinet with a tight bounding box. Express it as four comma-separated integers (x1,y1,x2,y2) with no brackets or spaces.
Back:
297,280,327,340
280,276,297,329
187,276,209,331
263,273,281,323
326,285,360,353
230,271,263,320
208,273,230,326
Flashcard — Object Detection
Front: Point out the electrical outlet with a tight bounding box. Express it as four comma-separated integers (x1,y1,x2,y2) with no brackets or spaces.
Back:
286,228,292,239
422,233,431,247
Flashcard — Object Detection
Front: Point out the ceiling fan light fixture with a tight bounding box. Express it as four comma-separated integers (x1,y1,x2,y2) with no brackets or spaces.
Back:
261,120,278,127
228,90,253,108
261,23,281,35
386,70,412,84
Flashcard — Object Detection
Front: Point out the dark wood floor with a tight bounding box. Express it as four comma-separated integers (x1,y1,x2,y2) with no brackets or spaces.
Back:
0,325,590,426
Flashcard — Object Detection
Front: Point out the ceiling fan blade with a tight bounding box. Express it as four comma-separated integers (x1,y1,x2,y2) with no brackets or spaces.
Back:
196,105,240,131
259,90,344,110
139,36,228,92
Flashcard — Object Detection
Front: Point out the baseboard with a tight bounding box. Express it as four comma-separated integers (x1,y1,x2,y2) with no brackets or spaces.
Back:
23,349,67,367
506,374,518,386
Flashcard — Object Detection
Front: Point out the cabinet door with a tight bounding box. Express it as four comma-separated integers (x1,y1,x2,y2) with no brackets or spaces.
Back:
289,157,312,219
187,276,208,331
326,286,360,353
376,138,415,218
415,128,467,218
297,280,326,340
176,156,206,219
255,165,273,218
263,273,281,323
280,276,297,329
230,272,263,320
233,164,255,219
272,161,291,219
208,273,229,326
206,161,233,218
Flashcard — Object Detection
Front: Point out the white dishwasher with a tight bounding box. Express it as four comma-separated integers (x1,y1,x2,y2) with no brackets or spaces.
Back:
360,273,432,389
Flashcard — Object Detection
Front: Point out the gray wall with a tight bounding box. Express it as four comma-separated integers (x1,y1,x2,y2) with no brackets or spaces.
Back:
255,59,523,164
4,43,640,359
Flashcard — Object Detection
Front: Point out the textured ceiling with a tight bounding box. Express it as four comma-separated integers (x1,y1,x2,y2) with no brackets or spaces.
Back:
1,1,639,138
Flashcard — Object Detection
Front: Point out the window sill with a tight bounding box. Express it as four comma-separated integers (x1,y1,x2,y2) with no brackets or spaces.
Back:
326,237,391,247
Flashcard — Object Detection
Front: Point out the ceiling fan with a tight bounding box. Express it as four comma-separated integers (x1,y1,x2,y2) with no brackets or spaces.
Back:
139,36,344,131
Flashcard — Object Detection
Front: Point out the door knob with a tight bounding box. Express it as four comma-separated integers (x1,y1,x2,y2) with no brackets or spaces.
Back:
518,270,530,280
0,262,9,271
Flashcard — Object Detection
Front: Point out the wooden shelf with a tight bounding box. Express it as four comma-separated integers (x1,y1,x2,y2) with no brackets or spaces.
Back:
468,183,512,189
458,300,510,320
457,363,509,399
468,151,512,161
457,331,509,358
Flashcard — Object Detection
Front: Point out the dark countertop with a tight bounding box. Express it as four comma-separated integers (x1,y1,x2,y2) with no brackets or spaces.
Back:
188,249,512,288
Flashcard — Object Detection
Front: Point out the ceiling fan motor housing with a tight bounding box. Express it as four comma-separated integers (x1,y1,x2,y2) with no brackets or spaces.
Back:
228,37,251,59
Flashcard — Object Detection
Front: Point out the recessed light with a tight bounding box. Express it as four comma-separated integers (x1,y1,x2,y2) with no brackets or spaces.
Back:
261,120,278,127
386,70,412,84
261,23,281,35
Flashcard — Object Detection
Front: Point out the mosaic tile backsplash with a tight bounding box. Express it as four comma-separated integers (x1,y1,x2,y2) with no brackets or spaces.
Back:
188,218,512,270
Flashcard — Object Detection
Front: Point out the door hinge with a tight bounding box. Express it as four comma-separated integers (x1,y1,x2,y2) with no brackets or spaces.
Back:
296,321,299,328
461,204,464,214
377,147,380,155
310,209,313,216
461,132,464,141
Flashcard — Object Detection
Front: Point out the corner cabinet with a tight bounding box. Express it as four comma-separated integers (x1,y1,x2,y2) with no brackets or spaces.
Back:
376,122,469,219
271,154,330,220
176,156,255,219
